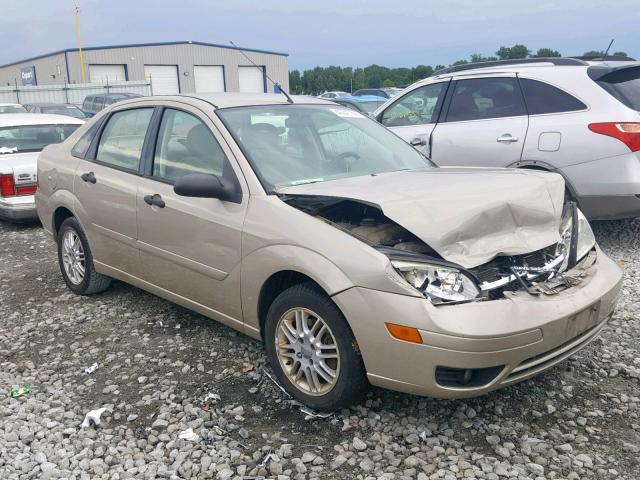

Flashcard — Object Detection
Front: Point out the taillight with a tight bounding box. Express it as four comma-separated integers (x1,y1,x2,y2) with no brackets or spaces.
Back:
588,122,640,152
0,174,14,196
16,185,37,195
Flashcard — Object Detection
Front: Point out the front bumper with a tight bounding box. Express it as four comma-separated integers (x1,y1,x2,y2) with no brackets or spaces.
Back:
332,249,622,398
0,195,38,222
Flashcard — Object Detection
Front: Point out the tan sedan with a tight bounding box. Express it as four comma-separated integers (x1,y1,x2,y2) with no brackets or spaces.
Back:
36,93,622,410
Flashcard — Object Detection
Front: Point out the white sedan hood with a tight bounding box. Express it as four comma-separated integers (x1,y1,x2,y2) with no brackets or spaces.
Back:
278,167,566,269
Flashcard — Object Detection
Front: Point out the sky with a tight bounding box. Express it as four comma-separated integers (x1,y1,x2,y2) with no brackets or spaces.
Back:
1,0,639,70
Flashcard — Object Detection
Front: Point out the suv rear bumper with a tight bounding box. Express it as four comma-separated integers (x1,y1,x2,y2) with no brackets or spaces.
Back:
563,152,640,219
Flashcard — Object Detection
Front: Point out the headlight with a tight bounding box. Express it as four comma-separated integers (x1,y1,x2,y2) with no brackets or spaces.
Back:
575,208,596,260
555,204,596,270
391,260,480,303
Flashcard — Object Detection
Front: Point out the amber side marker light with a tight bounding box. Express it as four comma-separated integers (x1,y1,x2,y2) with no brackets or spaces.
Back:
385,323,423,344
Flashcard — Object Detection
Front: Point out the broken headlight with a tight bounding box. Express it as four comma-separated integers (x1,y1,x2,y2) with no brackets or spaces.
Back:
391,260,480,303
556,204,596,270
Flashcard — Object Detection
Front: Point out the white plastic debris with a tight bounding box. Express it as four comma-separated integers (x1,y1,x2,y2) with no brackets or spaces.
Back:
80,408,106,428
83,362,98,374
300,406,333,419
178,427,199,441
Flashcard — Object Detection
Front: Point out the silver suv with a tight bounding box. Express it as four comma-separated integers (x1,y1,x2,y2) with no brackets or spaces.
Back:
374,57,640,220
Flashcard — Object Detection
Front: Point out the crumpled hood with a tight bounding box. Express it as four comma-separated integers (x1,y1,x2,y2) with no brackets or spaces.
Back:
278,167,565,268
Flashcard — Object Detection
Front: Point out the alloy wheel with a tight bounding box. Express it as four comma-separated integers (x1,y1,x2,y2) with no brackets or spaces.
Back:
275,307,341,396
61,230,85,285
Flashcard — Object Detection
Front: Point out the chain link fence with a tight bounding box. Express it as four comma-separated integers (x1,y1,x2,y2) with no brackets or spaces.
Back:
0,81,151,107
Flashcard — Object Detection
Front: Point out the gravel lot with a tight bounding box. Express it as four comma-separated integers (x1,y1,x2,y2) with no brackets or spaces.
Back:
1,219,639,480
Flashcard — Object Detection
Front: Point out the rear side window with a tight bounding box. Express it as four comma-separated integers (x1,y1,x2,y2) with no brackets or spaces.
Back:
445,78,526,122
82,97,93,110
520,79,587,114
152,109,227,182
71,122,100,159
96,108,153,171
595,66,640,111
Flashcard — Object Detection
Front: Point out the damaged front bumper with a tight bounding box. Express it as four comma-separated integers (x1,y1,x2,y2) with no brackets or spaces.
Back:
331,247,622,398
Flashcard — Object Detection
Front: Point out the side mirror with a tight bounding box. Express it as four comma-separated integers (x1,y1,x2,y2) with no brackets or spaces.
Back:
174,173,241,203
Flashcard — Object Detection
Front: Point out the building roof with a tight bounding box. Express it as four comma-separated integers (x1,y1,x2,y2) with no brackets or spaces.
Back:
0,40,289,69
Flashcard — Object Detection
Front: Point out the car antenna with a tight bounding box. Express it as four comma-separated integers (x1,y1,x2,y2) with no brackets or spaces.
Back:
230,40,294,104
602,38,614,58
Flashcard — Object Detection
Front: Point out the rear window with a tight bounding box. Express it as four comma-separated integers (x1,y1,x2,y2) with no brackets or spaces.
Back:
595,66,640,111
520,79,587,114
0,124,79,154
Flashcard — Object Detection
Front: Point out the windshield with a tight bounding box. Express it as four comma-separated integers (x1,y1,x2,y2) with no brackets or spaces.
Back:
0,124,80,154
0,105,27,113
218,104,432,189
41,105,86,119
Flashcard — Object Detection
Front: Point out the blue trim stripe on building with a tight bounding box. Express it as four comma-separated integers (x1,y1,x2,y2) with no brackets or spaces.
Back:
0,40,289,69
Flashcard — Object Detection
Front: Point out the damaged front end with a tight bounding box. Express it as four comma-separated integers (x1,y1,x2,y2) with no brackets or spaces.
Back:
281,195,597,306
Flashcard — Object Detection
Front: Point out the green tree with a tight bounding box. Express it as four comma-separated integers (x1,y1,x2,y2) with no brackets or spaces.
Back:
534,48,561,58
470,53,498,63
496,44,531,59
288,70,302,94
382,79,394,87
583,50,604,57
452,59,468,66
613,51,628,57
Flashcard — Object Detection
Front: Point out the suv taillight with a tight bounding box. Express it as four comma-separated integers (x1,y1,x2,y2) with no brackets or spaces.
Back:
588,123,640,152
0,174,14,196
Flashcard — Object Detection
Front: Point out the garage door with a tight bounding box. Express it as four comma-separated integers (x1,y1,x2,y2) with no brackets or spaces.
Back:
238,66,265,93
144,65,180,95
194,66,225,93
89,64,126,84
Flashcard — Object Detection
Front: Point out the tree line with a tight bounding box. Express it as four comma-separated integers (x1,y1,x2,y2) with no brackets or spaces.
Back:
288,44,629,95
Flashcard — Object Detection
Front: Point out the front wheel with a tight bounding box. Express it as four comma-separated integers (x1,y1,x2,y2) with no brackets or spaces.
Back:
264,283,368,411
57,217,111,295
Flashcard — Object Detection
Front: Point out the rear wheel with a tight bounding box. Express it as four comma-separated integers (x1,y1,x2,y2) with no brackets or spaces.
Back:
57,217,111,295
264,283,368,411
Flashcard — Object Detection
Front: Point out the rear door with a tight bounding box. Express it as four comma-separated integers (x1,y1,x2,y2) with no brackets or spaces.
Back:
135,104,247,327
430,75,529,167
74,107,154,275
378,80,450,157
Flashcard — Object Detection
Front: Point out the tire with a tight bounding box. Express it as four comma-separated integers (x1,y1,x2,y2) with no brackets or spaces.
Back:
264,283,368,411
57,217,111,295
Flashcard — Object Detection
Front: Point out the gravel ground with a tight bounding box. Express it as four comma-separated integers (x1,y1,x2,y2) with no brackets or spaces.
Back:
1,219,639,480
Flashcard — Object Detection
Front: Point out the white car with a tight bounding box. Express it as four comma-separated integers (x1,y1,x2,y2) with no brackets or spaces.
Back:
318,91,350,99
0,114,83,222
0,103,28,114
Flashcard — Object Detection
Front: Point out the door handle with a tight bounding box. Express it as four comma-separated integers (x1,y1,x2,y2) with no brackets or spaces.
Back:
143,194,165,208
80,172,96,184
497,134,519,143
410,137,426,147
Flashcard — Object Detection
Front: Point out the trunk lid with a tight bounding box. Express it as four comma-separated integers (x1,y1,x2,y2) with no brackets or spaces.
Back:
278,167,565,268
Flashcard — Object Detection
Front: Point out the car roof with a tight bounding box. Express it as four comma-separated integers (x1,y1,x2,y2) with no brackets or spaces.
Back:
25,102,77,107
337,95,387,102
0,103,22,107
0,113,85,127
119,93,336,109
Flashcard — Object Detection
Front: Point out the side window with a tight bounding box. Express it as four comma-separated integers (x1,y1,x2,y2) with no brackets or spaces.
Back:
152,109,228,183
94,96,105,110
96,108,153,171
446,78,526,122
520,78,587,114
381,83,447,127
82,97,92,110
71,122,100,159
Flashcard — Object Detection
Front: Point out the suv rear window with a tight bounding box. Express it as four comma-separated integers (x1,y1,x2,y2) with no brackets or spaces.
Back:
595,66,640,111
520,79,587,114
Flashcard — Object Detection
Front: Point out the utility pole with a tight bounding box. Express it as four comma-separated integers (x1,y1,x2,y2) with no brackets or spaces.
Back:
74,3,86,83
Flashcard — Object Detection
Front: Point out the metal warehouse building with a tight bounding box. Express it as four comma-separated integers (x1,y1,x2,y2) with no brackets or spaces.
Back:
0,40,289,94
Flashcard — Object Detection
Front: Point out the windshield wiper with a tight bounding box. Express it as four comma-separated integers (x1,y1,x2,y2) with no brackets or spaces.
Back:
287,178,324,186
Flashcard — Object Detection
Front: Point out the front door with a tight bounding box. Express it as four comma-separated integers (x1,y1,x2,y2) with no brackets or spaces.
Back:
74,107,154,275
430,75,529,167
379,80,450,157
136,105,247,326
